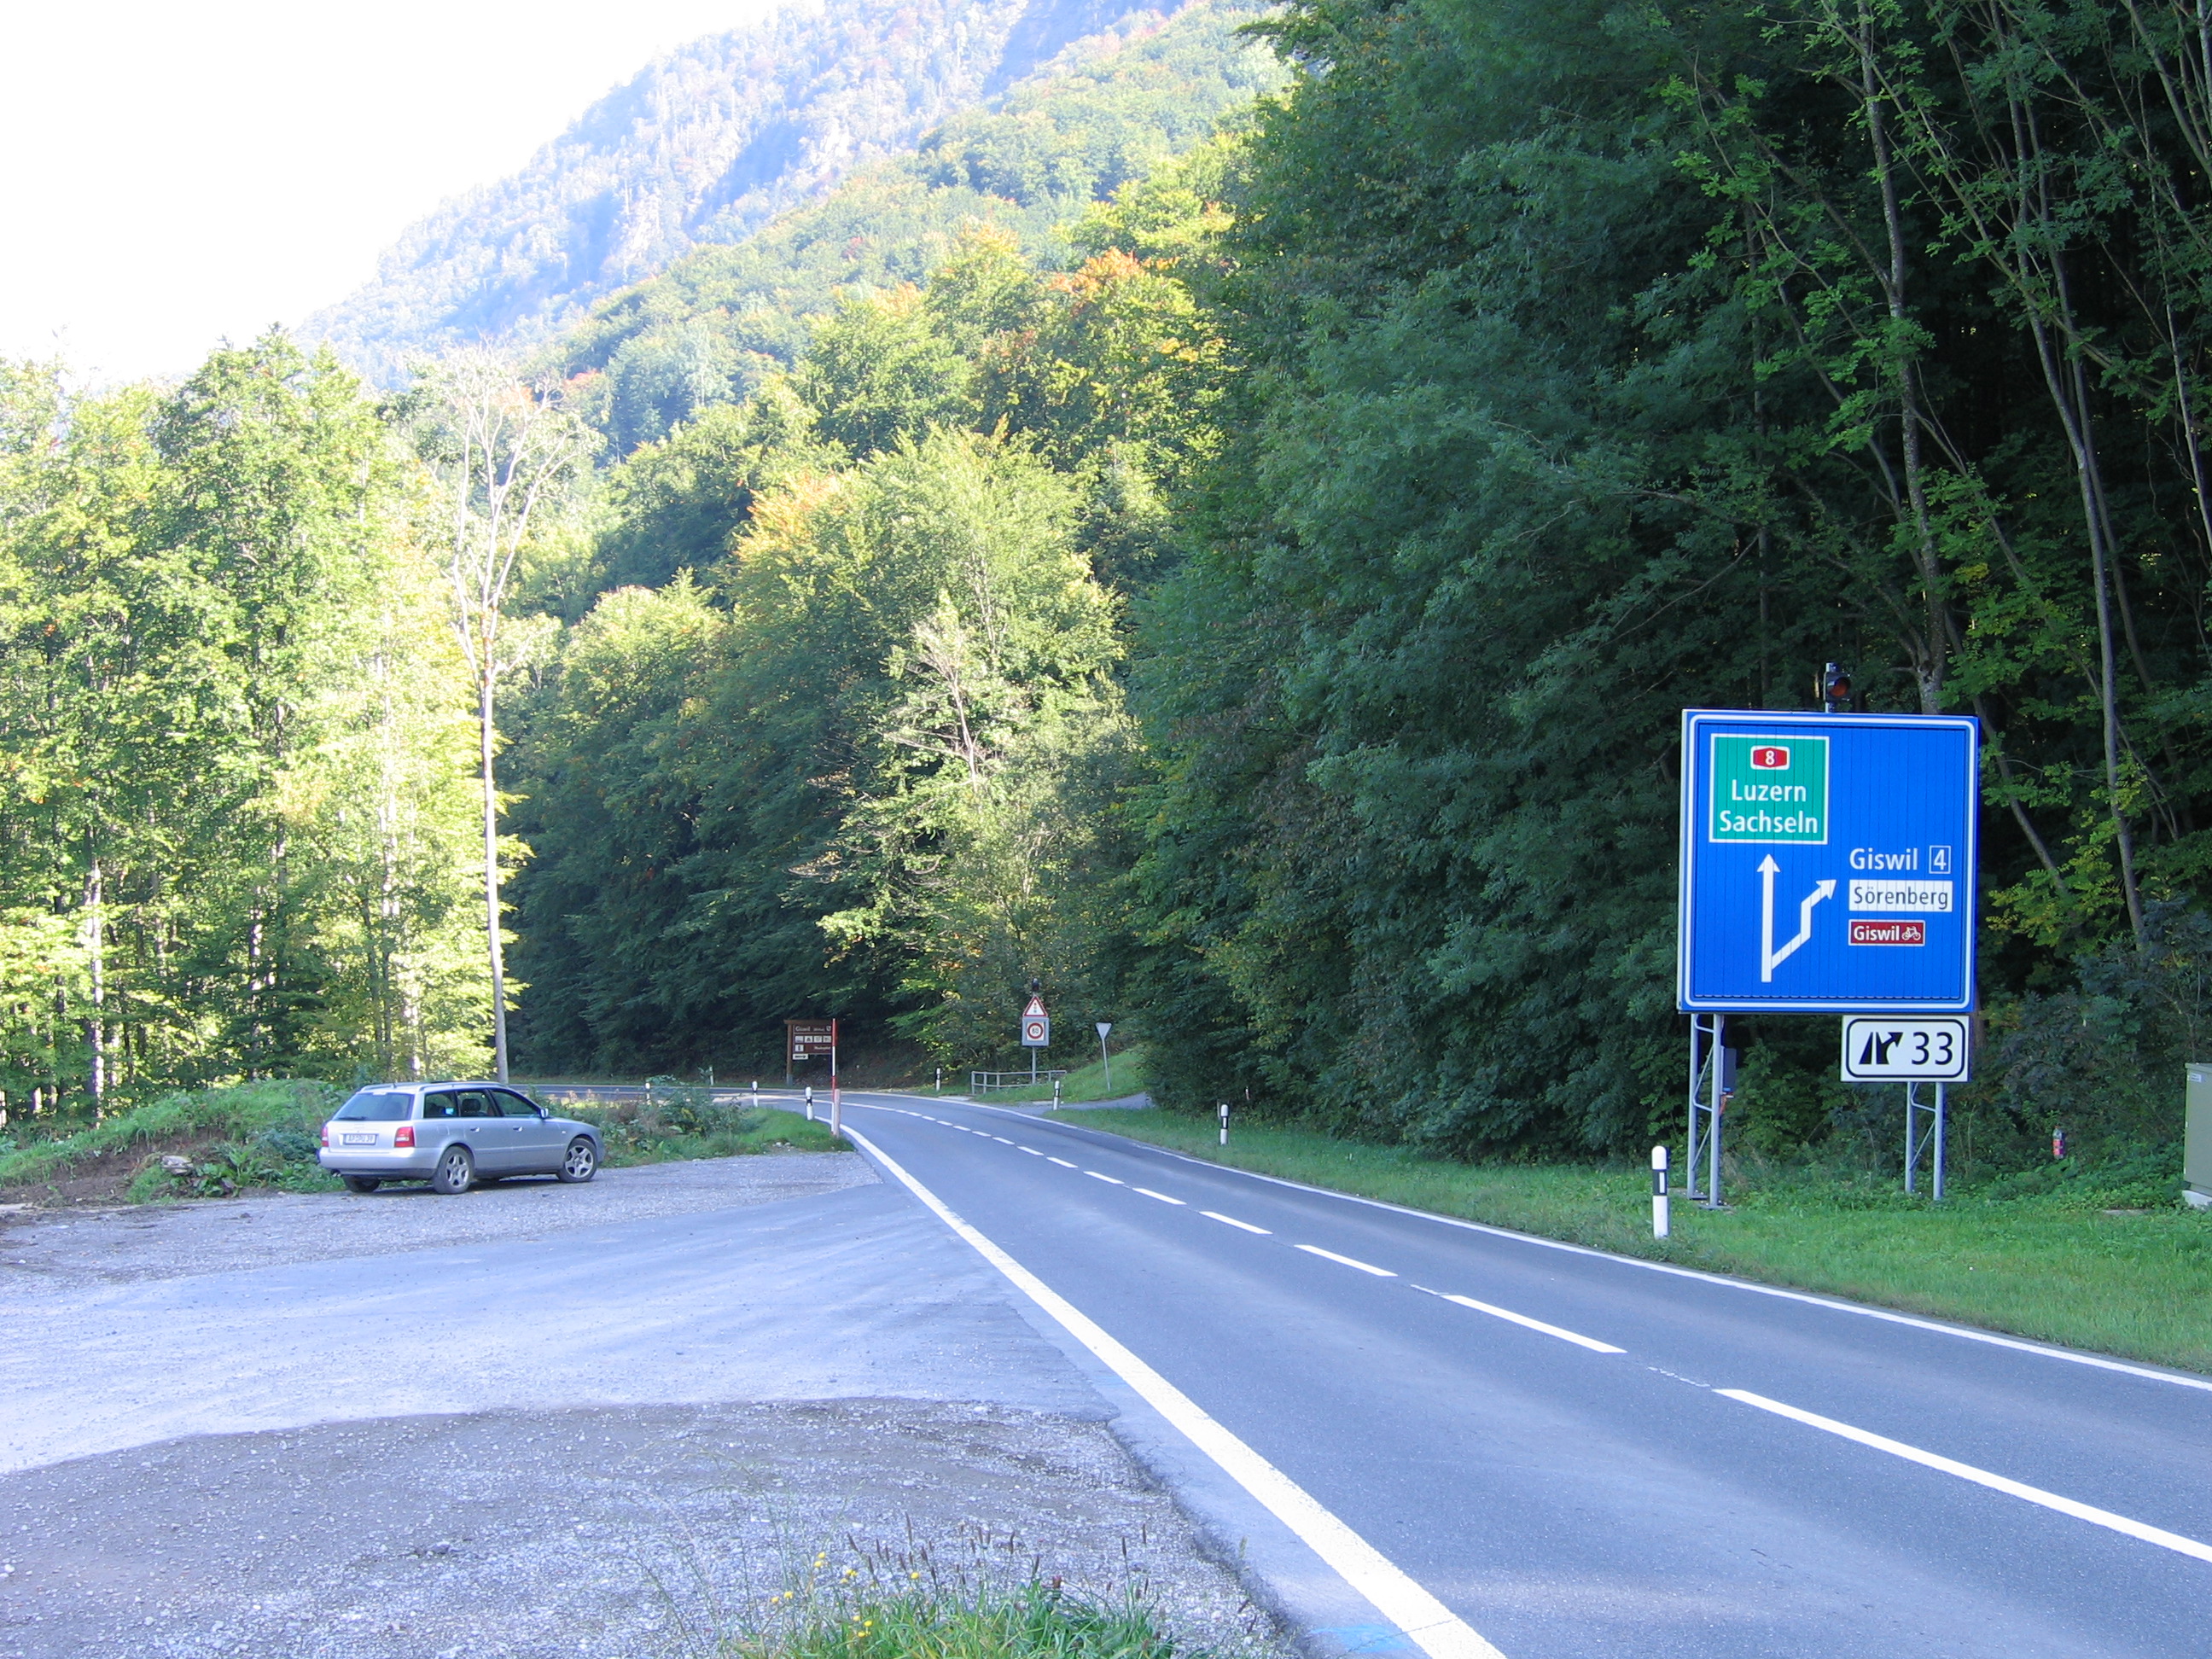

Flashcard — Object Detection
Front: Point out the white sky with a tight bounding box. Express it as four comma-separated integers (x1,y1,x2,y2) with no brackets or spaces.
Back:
0,0,776,385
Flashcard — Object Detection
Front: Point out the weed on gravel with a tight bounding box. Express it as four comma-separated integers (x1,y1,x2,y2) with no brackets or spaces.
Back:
690,1529,1242,1659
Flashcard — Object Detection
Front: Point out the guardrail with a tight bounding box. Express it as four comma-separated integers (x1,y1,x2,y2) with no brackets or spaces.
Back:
969,1069,1067,1093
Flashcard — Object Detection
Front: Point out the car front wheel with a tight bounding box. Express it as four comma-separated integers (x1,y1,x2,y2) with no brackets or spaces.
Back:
431,1144,474,1195
557,1138,597,1184
341,1175,381,1194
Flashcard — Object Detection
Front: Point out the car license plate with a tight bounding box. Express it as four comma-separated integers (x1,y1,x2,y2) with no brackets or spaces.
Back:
341,1132,377,1145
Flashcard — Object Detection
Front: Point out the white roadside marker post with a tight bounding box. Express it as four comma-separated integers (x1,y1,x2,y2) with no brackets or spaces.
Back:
1651,1145,1670,1238
1220,1102,1230,1146
804,1084,813,1122
1053,1077,1062,1109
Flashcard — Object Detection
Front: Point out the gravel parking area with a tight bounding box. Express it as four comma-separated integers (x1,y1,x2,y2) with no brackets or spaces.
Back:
0,1151,874,1290
3,1398,1281,1659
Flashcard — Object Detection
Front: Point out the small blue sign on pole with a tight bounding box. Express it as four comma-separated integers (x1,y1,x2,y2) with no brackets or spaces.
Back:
1678,710,1978,1013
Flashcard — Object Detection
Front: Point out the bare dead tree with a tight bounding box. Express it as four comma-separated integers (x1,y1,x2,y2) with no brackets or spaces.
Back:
410,352,585,1080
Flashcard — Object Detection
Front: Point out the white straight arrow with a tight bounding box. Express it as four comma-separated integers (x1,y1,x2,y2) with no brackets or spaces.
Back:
1759,854,1835,981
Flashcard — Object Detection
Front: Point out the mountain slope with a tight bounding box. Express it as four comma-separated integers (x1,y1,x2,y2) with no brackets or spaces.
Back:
306,0,1208,378
557,0,1277,451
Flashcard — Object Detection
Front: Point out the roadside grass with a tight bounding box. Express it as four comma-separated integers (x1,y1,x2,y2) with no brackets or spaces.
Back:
1052,1109,2212,1376
0,1081,852,1206
720,1578,1185,1659
566,1100,850,1166
975,1046,1149,1106
695,1532,1207,1659
0,1080,345,1203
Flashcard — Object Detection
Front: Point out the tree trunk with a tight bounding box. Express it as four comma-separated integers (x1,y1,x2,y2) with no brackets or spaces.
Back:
83,853,104,1109
480,668,509,1082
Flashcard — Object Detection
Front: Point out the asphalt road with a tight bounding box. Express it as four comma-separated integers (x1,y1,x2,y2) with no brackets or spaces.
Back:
834,1091,2212,1659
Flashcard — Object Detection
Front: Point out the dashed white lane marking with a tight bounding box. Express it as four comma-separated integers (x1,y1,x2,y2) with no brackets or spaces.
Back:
1020,1147,1045,1155
1296,1245,1396,1278
1203,1211,1272,1235
1134,1187,1186,1205
1417,1287,1624,1354
1089,1134,2212,1396
1047,1157,1078,1169
846,1127,1511,1659
992,1137,1015,1144
1086,1171,1126,1185
1720,1389,2212,1565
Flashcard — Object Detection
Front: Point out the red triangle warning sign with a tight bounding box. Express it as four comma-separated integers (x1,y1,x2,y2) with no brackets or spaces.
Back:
1023,995,1047,1017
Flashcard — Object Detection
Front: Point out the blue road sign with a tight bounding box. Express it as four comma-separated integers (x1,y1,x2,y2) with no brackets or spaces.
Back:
1678,710,1978,1013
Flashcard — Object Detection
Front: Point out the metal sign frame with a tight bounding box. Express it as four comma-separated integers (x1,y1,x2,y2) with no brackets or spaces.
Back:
1678,709,1979,1014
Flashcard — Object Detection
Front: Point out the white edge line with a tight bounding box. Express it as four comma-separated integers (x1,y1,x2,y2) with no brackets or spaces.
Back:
1419,1289,1625,1354
917,1103,2212,1395
1295,1244,1397,1278
1719,1389,2212,1564
842,1126,1510,1659
1202,1211,1272,1235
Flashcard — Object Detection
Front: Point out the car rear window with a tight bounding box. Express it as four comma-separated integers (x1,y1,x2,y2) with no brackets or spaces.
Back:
334,1089,412,1121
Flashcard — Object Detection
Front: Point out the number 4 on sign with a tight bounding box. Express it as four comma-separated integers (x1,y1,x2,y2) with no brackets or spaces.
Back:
1759,854,1835,981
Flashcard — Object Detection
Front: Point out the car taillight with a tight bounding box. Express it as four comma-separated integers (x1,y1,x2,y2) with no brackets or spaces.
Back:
319,1125,329,1147
394,1124,415,1148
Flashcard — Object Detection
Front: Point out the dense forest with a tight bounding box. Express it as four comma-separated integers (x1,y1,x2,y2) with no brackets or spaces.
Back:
12,0,2212,1185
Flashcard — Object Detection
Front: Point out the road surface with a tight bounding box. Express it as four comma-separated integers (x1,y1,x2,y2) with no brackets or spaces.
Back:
835,1091,2212,1659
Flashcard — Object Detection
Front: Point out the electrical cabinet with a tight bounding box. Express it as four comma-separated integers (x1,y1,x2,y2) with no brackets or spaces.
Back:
2187,1064,2212,1208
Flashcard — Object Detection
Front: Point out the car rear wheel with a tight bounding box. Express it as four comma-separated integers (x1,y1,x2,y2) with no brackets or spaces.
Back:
341,1175,381,1194
431,1144,474,1195
557,1138,597,1184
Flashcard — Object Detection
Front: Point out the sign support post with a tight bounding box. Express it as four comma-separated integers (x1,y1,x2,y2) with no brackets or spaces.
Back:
1685,1015,1732,1206
1905,1081,1946,1201
830,1017,841,1139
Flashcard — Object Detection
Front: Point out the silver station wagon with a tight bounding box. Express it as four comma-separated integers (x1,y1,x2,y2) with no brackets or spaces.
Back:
317,1083,601,1195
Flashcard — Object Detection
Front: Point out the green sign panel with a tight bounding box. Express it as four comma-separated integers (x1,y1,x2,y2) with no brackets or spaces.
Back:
1709,734,1829,843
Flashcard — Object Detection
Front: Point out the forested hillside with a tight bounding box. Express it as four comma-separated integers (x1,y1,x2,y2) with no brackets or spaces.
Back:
306,0,1216,379
552,0,1278,452
11,0,2212,1192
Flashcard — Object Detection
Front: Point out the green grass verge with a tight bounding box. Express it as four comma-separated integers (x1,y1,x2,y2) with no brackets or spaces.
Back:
977,1045,1148,1106
0,1082,851,1204
1052,1109,2212,1376
721,1579,1186,1659
0,1080,345,1200
572,1103,851,1165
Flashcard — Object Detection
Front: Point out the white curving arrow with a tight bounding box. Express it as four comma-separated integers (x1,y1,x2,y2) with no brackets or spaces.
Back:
1760,854,1835,981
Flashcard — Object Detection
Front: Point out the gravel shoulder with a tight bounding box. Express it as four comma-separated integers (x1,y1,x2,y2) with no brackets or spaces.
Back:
0,1155,1290,1659
3,1399,1280,1659
0,1150,874,1290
